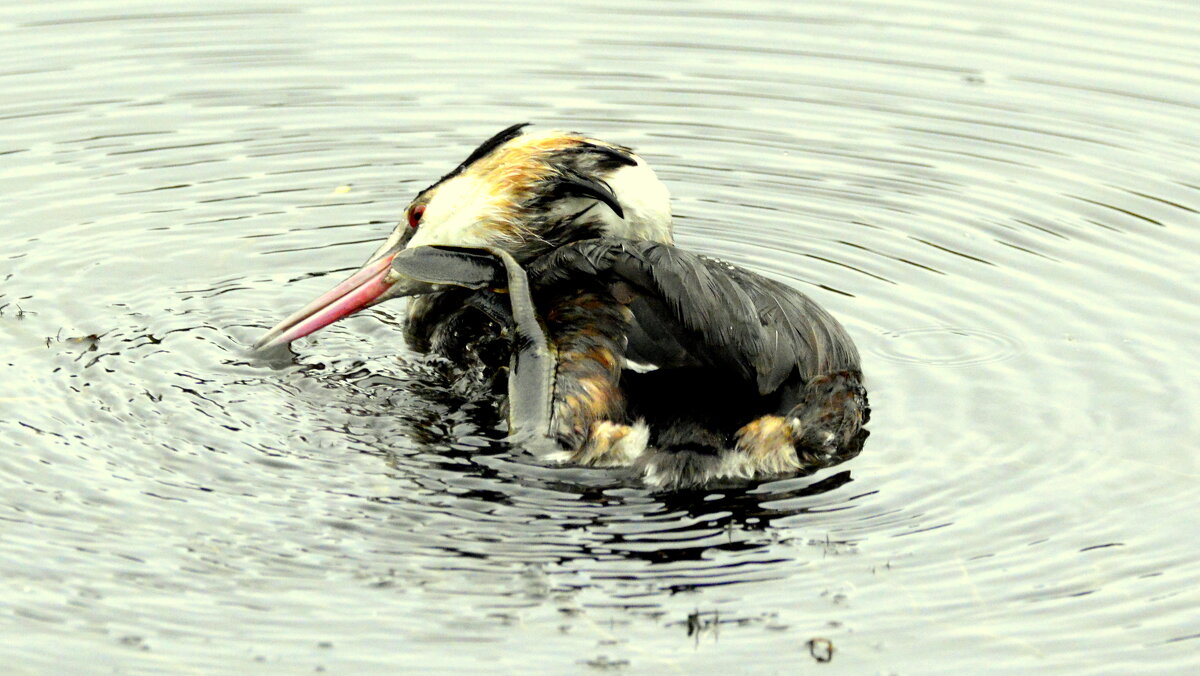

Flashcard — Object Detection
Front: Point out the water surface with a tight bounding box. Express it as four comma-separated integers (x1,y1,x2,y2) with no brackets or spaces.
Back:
2,1,1199,673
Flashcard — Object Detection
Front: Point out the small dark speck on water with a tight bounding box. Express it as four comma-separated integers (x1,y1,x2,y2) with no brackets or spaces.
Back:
807,637,834,663
582,655,630,670
66,333,102,345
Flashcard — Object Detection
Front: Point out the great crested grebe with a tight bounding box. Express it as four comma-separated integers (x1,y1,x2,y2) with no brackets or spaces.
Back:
256,124,869,489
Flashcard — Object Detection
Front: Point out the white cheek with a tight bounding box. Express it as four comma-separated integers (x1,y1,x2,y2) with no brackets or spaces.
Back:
405,175,496,249
601,161,673,243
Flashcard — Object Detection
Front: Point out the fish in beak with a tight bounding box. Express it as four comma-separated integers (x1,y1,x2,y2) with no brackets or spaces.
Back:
253,242,512,351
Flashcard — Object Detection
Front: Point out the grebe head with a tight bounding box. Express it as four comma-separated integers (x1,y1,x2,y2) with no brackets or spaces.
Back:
255,124,672,350
374,123,672,261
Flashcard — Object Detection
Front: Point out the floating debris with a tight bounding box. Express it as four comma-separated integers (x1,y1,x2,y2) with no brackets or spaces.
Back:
582,655,629,670
807,637,834,663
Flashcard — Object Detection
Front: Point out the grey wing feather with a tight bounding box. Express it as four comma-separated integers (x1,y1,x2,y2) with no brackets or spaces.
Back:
531,238,860,395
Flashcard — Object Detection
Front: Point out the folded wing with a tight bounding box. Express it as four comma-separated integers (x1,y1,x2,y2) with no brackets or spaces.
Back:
529,238,861,395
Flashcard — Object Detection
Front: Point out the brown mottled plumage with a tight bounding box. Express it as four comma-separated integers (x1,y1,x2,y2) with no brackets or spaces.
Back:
543,288,631,450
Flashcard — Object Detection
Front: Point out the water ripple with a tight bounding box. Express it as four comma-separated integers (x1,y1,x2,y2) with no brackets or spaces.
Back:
2,0,1199,672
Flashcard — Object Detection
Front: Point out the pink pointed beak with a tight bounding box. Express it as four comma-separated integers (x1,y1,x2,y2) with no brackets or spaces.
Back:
253,247,434,351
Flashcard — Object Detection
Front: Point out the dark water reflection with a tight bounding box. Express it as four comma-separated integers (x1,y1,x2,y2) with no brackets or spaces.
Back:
3,0,1200,673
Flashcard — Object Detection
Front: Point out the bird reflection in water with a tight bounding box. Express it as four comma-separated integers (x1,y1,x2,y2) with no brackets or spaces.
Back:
256,124,869,490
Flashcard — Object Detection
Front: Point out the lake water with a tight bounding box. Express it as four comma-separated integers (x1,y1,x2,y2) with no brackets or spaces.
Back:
2,1,1198,673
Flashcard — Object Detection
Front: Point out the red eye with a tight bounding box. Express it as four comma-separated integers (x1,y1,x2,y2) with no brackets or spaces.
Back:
408,204,426,229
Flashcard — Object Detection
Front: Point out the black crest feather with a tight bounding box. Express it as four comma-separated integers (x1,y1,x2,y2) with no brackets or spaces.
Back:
550,170,624,219
418,123,530,197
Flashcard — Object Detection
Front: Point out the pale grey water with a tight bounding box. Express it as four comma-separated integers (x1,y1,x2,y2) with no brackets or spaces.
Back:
2,1,1199,673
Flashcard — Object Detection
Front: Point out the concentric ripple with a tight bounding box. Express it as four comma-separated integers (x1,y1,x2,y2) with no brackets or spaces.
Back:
2,0,1199,673
874,326,1024,367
